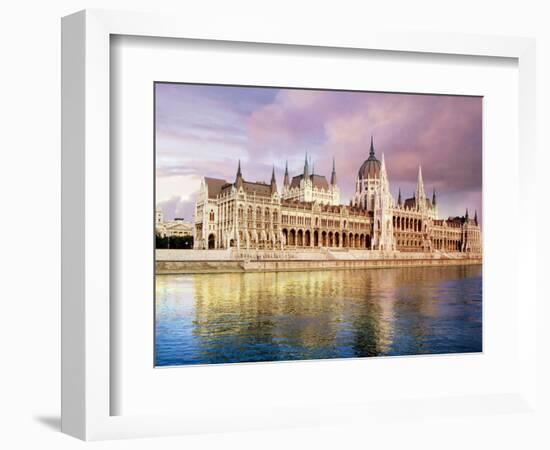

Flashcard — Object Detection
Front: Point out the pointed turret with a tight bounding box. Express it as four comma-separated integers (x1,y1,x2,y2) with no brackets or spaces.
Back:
416,164,426,205
283,160,290,188
465,208,469,219
398,188,402,206
432,187,436,206
331,157,337,186
235,159,243,189
380,153,387,177
270,165,277,194
303,152,309,178
474,210,478,225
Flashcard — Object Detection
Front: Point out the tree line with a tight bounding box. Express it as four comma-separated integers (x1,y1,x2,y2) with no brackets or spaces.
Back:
155,235,193,249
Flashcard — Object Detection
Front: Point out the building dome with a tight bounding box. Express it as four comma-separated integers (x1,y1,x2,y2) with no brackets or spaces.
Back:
358,137,381,179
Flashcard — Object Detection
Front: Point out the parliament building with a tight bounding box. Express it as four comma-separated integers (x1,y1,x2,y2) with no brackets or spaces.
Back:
192,138,481,254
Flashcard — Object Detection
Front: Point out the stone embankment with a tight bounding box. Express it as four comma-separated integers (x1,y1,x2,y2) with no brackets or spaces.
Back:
156,249,482,274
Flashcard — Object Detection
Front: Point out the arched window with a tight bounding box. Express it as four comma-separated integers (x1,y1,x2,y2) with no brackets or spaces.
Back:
247,207,253,228
256,207,262,228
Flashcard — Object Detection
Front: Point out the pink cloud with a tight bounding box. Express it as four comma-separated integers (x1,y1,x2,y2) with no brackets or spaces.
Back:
156,83,482,224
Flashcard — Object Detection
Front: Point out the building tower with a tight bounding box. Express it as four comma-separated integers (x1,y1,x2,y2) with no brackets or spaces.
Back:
281,153,339,205
372,153,396,251
270,165,278,195
299,153,313,201
431,187,438,218
328,157,340,205
352,136,395,250
155,208,164,224
352,135,382,211
235,159,243,189
283,160,290,195
415,165,426,211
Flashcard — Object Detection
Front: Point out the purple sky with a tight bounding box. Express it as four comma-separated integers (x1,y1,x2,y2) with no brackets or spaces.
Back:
155,83,482,226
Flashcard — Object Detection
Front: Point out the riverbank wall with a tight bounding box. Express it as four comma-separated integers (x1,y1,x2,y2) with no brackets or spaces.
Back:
156,249,482,274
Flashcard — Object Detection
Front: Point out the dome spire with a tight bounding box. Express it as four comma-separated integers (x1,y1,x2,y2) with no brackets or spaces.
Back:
369,135,375,157
358,136,381,179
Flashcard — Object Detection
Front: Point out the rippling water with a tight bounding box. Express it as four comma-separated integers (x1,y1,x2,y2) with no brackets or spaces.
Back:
155,265,482,366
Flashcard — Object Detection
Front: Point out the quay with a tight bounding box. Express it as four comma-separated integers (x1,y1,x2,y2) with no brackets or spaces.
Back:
156,249,482,274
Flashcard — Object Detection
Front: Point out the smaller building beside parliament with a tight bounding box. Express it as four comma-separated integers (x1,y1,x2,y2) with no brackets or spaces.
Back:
191,137,481,255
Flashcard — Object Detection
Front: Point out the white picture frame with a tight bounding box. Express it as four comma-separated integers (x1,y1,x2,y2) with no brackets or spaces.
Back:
61,9,537,441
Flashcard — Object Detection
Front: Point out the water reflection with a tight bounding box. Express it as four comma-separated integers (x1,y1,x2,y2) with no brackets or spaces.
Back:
155,265,482,366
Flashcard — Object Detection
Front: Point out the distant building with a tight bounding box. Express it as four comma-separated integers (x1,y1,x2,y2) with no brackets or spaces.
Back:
155,211,193,238
192,137,481,254
155,208,164,225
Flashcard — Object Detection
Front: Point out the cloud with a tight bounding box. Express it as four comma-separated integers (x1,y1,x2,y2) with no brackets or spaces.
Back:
157,195,196,222
155,84,483,225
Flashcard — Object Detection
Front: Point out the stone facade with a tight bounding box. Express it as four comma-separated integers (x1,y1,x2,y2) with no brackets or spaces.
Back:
155,209,193,238
192,138,482,255
282,155,340,205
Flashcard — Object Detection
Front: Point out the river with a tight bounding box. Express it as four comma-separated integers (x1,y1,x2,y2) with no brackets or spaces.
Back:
155,265,482,366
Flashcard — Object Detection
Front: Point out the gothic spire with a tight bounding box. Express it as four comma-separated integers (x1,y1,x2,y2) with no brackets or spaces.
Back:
270,165,277,194
235,159,243,188
432,187,436,206
283,160,290,187
416,164,425,202
465,208,469,219
474,209,478,225
303,152,309,178
398,188,402,206
330,156,337,186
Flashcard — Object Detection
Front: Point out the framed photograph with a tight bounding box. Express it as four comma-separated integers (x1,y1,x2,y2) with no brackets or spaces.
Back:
61,9,537,440
154,82,483,367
